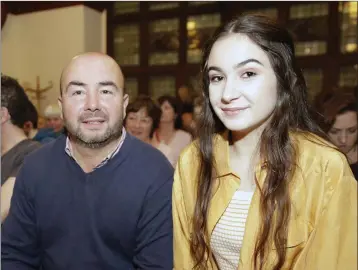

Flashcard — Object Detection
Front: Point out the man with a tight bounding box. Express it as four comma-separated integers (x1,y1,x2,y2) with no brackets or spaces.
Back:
1,75,42,221
2,53,174,269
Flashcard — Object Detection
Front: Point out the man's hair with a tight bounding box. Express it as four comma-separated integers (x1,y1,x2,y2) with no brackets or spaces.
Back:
25,100,39,129
1,74,32,128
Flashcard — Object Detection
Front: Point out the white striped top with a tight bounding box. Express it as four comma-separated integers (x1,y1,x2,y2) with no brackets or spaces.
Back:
210,190,254,270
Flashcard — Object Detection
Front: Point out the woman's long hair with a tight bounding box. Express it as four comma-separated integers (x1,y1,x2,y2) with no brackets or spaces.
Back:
191,14,329,269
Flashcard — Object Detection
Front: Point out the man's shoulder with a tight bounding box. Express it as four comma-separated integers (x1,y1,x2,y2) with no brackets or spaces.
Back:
23,136,66,166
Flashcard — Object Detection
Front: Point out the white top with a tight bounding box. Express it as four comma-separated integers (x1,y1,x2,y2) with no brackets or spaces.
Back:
152,129,192,166
210,190,254,270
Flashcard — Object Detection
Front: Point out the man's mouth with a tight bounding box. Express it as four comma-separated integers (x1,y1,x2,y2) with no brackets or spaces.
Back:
82,118,106,127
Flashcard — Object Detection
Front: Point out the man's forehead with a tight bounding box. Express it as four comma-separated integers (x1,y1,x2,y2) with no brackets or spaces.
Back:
62,67,124,87
61,54,124,87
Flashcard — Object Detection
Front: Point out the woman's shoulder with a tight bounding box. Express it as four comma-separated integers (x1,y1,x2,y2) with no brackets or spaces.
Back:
176,133,224,169
291,131,353,182
175,129,192,140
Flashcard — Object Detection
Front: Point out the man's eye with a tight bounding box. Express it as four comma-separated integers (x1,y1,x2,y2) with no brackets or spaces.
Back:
73,90,83,96
101,90,112,94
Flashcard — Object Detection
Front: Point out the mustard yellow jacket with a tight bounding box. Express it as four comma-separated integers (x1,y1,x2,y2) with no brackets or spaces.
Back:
173,132,357,269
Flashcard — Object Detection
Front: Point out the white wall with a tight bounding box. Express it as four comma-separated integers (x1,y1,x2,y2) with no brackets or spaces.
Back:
1,5,106,115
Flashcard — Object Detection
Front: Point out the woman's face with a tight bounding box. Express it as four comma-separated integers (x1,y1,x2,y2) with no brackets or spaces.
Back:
160,100,176,123
125,107,153,142
207,33,278,132
329,111,357,154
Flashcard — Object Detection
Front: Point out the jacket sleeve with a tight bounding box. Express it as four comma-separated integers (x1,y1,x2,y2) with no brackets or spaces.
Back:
173,158,195,270
1,160,40,270
132,161,174,269
295,158,357,270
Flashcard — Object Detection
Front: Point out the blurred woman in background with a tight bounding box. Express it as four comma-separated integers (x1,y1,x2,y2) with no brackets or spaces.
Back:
152,95,192,166
316,90,357,179
124,95,175,165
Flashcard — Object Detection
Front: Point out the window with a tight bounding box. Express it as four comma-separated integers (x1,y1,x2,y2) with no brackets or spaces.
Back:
187,13,221,64
339,65,358,87
149,2,179,11
149,19,179,65
108,2,357,99
125,78,139,102
288,3,329,56
113,24,140,66
303,68,323,101
189,1,216,6
113,2,139,15
149,76,176,101
242,8,278,20
339,2,358,53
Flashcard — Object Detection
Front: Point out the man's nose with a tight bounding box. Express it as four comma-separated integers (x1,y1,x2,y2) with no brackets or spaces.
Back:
84,92,100,111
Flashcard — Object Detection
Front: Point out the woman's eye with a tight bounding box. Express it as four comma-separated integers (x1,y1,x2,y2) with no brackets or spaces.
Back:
329,130,338,135
242,71,257,79
209,75,224,83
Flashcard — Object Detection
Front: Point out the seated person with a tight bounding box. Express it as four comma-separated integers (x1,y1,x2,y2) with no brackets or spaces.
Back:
23,100,56,143
32,104,64,143
152,95,192,166
315,90,357,179
125,95,175,165
1,75,42,221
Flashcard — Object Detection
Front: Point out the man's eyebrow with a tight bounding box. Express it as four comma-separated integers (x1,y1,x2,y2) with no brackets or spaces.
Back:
65,81,87,92
98,81,119,90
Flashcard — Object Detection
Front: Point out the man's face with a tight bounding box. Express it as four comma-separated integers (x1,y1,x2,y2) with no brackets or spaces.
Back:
59,54,128,148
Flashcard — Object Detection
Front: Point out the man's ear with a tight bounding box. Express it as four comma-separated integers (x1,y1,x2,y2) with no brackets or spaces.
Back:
58,97,63,119
23,121,34,135
1,107,10,125
122,93,129,119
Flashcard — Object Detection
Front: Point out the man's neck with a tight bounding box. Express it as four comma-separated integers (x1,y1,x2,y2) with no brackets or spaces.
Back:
28,129,38,139
1,125,28,156
69,136,122,173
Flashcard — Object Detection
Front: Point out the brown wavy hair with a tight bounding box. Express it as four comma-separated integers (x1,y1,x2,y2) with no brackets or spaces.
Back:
314,89,357,133
191,14,329,269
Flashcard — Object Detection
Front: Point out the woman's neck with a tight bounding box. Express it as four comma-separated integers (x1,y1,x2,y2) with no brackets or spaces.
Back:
229,121,268,191
157,122,176,144
347,144,357,164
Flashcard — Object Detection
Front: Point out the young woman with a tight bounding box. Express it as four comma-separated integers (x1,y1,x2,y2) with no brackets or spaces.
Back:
316,90,357,179
152,95,192,166
173,15,357,270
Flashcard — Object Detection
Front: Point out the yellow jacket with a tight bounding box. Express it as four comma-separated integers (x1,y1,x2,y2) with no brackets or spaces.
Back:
173,132,357,269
